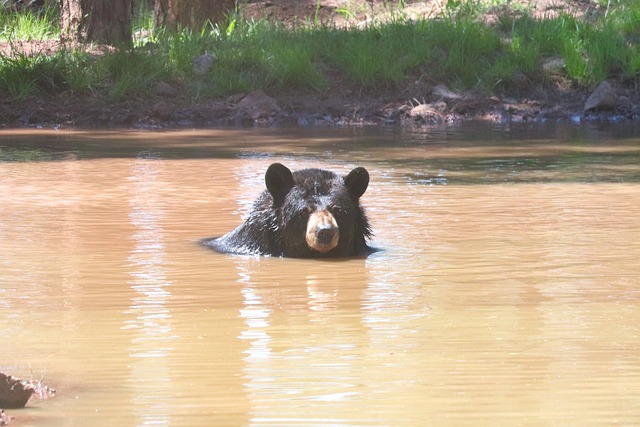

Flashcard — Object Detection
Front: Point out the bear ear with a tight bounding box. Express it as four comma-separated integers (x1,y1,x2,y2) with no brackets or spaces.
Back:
265,163,294,205
344,167,369,200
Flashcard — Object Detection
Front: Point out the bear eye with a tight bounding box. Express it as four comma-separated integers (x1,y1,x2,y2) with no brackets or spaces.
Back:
331,205,344,215
297,206,312,218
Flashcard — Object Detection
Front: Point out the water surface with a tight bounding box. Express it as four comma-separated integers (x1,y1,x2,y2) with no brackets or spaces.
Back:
1,123,639,426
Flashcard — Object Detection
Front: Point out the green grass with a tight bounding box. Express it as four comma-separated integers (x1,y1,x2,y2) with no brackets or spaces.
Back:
1,0,639,101
0,6,59,40
0,52,61,98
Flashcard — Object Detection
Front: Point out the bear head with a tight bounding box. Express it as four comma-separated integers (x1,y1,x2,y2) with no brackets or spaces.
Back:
265,163,370,258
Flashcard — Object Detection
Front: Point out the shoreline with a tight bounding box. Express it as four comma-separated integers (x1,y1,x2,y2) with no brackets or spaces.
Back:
2,83,637,130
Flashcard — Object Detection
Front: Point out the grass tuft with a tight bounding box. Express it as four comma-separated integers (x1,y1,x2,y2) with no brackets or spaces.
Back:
0,6,59,40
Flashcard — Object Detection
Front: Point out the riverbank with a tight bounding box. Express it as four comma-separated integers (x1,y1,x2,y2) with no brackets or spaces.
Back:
1,0,639,129
2,77,636,129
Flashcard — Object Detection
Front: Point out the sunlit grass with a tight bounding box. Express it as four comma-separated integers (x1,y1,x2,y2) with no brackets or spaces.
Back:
0,6,59,40
0,0,639,101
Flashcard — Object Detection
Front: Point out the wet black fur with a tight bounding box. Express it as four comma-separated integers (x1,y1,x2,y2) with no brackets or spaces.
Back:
201,163,372,258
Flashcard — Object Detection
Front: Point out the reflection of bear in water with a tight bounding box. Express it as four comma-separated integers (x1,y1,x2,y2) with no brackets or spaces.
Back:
201,163,372,258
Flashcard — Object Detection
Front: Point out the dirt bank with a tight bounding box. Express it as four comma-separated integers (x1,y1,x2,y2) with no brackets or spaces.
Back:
3,72,637,129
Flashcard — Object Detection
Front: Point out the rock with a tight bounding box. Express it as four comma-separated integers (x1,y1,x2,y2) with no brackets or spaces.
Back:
133,29,153,43
1,409,11,427
155,81,177,97
408,103,444,124
192,54,216,75
432,84,462,100
226,93,245,104
542,56,566,74
584,80,618,112
236,90,282,120
0,373,34,409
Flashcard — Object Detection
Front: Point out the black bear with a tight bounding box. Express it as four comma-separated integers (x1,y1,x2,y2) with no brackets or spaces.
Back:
201,163,372,258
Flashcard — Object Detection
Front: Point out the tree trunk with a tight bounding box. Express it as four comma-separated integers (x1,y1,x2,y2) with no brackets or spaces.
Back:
154,0,236,32
60,0,133,46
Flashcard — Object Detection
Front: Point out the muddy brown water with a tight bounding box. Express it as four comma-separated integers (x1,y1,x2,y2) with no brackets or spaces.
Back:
1,124,639,426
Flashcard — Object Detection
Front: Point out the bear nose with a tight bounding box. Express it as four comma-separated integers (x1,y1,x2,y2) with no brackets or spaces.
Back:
306,210,340,253
315,223,337,245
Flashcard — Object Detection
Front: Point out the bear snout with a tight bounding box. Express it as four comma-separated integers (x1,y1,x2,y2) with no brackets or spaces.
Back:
306,210,339,253
315,223,337,245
